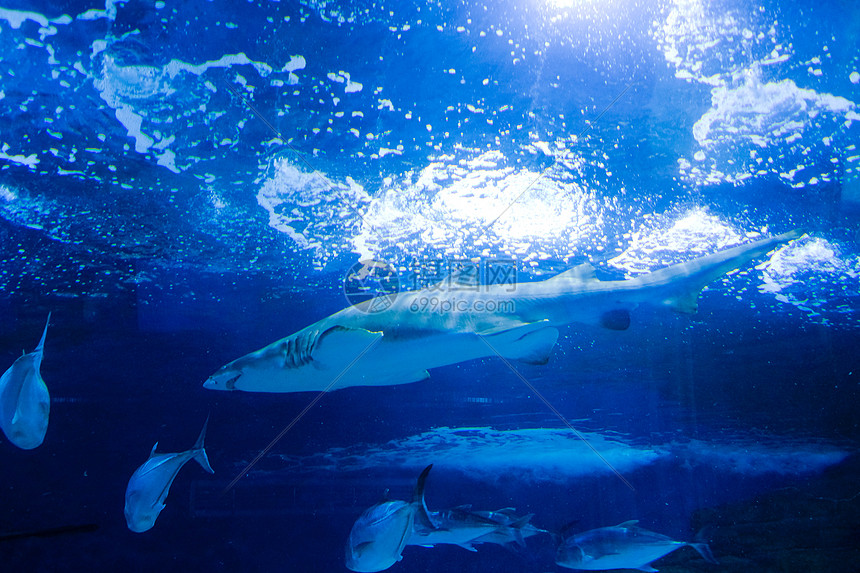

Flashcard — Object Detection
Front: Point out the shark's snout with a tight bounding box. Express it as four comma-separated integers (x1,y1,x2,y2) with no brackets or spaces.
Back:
203,370,241,391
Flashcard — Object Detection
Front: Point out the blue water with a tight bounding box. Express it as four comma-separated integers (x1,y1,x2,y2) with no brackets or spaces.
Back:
1,0,859,571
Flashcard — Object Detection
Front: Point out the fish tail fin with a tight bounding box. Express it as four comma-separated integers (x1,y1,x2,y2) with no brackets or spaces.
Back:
689,542,719,565
504,513,534,547
192,414,215,474
689,525,719,564
194,448,214,475
642,230,803,314
35,312,51,354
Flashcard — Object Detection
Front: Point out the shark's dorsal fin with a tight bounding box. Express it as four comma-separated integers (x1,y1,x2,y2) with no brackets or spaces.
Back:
616,520,639,528
149,442,159,456
425,265,480,290
547,262,598,284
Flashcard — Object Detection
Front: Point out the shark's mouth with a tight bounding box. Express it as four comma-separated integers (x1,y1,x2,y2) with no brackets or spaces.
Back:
205,373,241,391
224,374,241,391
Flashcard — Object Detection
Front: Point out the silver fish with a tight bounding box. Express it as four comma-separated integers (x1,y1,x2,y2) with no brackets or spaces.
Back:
346,464,434,572
408,505,512,552
467,508,547,547
124,417,214,532
556,520,718,572
205,231,801,394
0,313,51,450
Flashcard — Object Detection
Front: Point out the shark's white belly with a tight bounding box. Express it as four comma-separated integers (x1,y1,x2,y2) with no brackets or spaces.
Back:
233,332,491,393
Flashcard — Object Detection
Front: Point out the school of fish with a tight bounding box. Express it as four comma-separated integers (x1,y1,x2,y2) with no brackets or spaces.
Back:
2,232,801,570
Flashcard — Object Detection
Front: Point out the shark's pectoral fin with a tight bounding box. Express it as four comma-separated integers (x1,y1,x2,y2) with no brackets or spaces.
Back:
480,320,559,365
310,325,383,368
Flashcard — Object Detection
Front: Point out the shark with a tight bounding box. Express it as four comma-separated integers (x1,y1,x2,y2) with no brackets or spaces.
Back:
124,417,214,533
204,230,802,394
556,520,718,571
346,464,435,572
0,313,51,450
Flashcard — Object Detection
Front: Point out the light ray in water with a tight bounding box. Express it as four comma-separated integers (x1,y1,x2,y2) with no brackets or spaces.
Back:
484,81,636,230
477,335,636,492
221,77,380,238
219,336,382,496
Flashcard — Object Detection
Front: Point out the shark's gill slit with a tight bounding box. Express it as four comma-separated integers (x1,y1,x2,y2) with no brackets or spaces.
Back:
219,335,382,496
477,334,636,492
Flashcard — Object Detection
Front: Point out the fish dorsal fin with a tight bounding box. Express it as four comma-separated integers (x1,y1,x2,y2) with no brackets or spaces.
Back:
450,264,479,288
34,313,51,354
412,464,437,530
413,464,432,503
149,442,159,457
192,415,209,452
616,520,639,528
425,263,480,291
510,513,534,528
548,262,598,284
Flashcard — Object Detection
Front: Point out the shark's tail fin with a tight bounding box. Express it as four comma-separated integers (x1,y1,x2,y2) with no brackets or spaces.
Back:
641,230,803,314
191,415,215,474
